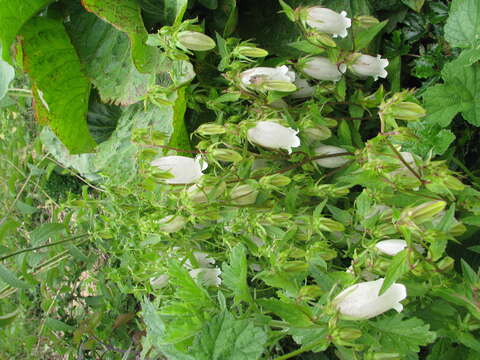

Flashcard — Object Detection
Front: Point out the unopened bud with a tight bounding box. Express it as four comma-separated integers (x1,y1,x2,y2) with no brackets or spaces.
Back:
157,215,187,233
259,174,291,187
389,102,426,121
437,256,454,271
230,184,258,205
236,46,269,58
187,182,226,203
211,149,243,162
316,217,345,232
262,80,297,92
399,201,446,225
333,327,362,342
444,175,465,191
177,31,216,51
450,222,466,237
196,123,226,135
356,16,380,28
304,126,332,141
283,261,309,272
308,32,337,47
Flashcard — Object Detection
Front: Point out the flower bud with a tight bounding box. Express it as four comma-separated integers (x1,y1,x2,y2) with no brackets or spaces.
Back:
316,218,345,232
291,78,315,99
211,148,243,162
240,66,295,90
247,121,300,154
301,57,346,82
150,274,169,289
389,102,426,121
303,7,351,38
350,53,389,81
333,327,363,342
157,215,187,233
230,184,258,205
187,182,226,203
236,46,269,58
304,126,332,141
259,174,291,187
399,201,447,225
314,144,350,168
437,256,455,272
261,80,297,92
196,123,226,135
333,278,407,320
308,32,337,48
356,16,380,28
177,31,216,51
375,239,407,256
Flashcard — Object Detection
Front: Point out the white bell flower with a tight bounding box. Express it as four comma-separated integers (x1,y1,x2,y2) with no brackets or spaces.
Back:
189,267,222,287
150,155,207,184
314,144,350,168
291,78,315,98
157,215,187,233
150,274,169,289
247,121,300,154
350,54,389,81
333,278,407,320
375,239,407,256
240,65,295,88
305,7,351,38
301,57,346,82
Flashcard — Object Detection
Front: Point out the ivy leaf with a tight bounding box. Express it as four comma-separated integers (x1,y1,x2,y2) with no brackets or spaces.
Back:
20,17,96,154
368,315,436,354
0,0,56,63
81,0,158,73
222,244,252,304
444,0,480,48
67,6,155,106
190,310,267,360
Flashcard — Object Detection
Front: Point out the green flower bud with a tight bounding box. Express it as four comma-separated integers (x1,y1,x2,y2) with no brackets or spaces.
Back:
308,32,337,47
399,201,446,225
236,46,269,58
196,123,226,135
333,327,363,342
356,15,380,28
157,215,187,233
437,256,454,271
316,218,345,232
262,80,297,92
389,102,426,121
187,182,226,203
304,125,332,141
230,184,259,205
177,31,216,51
211,149,243,162
259,174,291,187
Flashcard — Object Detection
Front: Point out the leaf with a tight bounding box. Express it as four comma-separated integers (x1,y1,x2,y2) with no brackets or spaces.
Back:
0,46,14,100
168,260,212,307
379,250,409,295
461,259,479,287
168,87,191,151
0,264,33,289
354,20,388,50
139,0,188,25
199,0,218,10
222,244,252,304
444,0,480,48
45,318,74,333
86,92,122,143
67,6,155,106
401,0,425,12
278,0,295,22
0,0,56,63
81,0,158,73
0,309,20,327
369,315,436,354
20,17,96,154
258,298,313,327
404,122,455,156
29,223,66,246
189,310,267,360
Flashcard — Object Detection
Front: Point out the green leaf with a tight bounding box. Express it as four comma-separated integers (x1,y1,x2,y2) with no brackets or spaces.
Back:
199,0,218,10
190,310,267,360
369,315,436,354
0,264,33,289
140,0,188,25
0,309,20,327
168,260,212,306
404,122,455,156
278,0,295,22
0,46,14,100
86,92,121,144
379,249,409,295
30,223,65,245
20,17,96,154
45,318,74,333
401,0,425,12
354,20,388,50
67,6,155,106
0,0,56,63
258,298,313,327
81,0,158,73
461,259,479,287
457,332,480,352
222,244,252,304
168,87,191,151
444,0,480,48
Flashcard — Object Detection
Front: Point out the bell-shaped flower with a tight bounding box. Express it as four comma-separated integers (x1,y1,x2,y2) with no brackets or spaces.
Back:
240,66,295,90
333,278,407,320
150,155,207,184
247,121,300,154
157,215,187,233
150,274,169,289
375,239,407,256
301,57,346,82
350,54,389,81
291,78,315,98
305,7,351,38
189,268,222,287
314,144,350,168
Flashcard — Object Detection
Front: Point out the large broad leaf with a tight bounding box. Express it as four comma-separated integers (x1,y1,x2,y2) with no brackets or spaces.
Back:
20,17,96,154
444,0,480,48
0,46,14,101
0,0,56,63
138,0,188,25
423,56,480,127
81,0,158,73
86,92,122,143
67,8,155,106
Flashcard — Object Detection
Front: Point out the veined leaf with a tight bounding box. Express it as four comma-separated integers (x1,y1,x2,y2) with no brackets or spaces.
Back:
445,0,480,48
0,264,33,289
379,249,409,295
81,0,158,73
139,0,188,25
67,7,155,105
0,0,56,63
222,244,252,304
168,87,191,151
20,17,96,154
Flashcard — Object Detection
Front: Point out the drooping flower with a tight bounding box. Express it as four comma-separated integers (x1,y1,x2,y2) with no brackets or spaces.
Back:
350,54,389,81
314,144,350,168
150,155,207,184
301,56,346,82
189,268,222,287
157,215,187,233
304,7,352,38
240,66,296,91
375,239,407,256
177,31,216,51
333,278,407,320
247,121,300,154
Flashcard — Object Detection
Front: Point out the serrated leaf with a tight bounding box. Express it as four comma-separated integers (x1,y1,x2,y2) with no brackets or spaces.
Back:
258,298,313,327
81,0,158,73
168,260,212,307
0,264,33,289
190,310,267,360
380,250,409,295
444,0,480,48
20,17,96,154
369,315,436,354
0,0,56,63
222,244,252,304
67,7,154,106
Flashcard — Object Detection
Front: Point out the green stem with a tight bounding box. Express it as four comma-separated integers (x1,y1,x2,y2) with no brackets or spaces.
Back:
273,339,328,360
0,234,88,262
385,139,424,184
7,88,32,97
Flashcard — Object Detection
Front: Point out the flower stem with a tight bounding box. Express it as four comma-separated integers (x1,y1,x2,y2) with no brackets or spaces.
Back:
273,339,328,360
